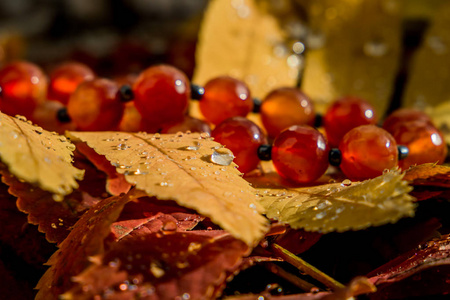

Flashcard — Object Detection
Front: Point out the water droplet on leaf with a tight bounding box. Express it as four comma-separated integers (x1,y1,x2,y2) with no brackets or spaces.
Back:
211,148,234,166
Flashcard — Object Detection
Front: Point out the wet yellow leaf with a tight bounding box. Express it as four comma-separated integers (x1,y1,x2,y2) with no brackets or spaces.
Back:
0,112,83,197
426,101,450,145
256,170,415,233
300,0,402,115
67,131,269,245
193,0,298,99
403,2,450,109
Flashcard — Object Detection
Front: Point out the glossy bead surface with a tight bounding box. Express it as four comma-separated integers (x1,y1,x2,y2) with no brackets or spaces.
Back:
67,78,124,131
390,120,447,169
323,96,377,147
272,125,330,183
0,61,47,119
199,76,253,125
260,87,315,138
133,65,190,125
212,117,267,173
47,62,95,105
382,108,433,134
161,115,211,135
339,125,398,181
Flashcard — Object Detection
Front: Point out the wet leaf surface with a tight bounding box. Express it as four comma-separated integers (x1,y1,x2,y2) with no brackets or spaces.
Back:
0,164,99,244
0,112,84,197
256,171,416,233
368,234,450,299
68,131,269,246
404,163,450,187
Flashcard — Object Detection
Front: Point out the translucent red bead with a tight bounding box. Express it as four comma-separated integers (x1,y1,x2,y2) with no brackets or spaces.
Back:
0,61,47,119
390,120,447,170
339,125,398,181
272,125,330,183
47,62,95,105
260,87,315,138
382,108,433,134
133,65,190,126
67,78,124,131
212,117,267,173
161,115,211,135
199,76,253,125
323,96,377,147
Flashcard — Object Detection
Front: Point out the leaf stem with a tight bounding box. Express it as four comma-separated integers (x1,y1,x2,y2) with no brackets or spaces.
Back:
270,243,345,290
265,263,318,292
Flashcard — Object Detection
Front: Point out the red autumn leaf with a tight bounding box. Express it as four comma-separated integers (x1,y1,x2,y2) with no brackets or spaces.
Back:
0,165,99,244
64,232,249,300
36,191,135,299
274,228,322,256
368,234,450,299
110,197,203,241
75,142,132,196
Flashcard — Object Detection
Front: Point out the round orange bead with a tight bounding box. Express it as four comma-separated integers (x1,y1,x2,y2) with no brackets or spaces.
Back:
199,76,253,125
260,87,315,138
67,78,124,131
390,120,447,169
323,96,377,147
382,108,433,134
47,62,95,105
133,65,190,125
339,125,398,181
212,117,267,173
161,115,211,135
272,125,330,183
0,61,47,119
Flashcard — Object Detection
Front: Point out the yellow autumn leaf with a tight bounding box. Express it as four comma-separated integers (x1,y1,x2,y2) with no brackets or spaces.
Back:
67,131,269,246
403,2,450,109
256,170,415,233
193,0,299,99
300,0,402,115
0,112,83,197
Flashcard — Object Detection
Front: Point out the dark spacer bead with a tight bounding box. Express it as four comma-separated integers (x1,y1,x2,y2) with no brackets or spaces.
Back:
57,107,71,123
397,145,409,160
257,144,272,161
313,113,323,128
190,83,205,100
118,84,134,102
329,148,341,166
252,98,262,113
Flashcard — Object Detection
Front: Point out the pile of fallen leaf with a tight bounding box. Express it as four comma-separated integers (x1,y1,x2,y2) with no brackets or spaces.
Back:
0,111,449,300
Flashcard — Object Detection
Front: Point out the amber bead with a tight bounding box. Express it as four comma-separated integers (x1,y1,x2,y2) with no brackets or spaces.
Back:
272,125,330,183
32,100,77,134
67,78,124,131
260,87,315,138
161,115,212,135
323,96,377,147
339,125,398,181
382,108,433,134
47,62,95,105
390,120,447,170
133,65,190,125
118,102,142,132
199,76,253,125
212,117,267,173
0,61,47,119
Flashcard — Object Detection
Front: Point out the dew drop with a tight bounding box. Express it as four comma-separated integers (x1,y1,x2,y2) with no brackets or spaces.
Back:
151,133,161,140
190,167,196,171
175,131,184,137
66,144,76,151
159,182,168,187
211,149,234,166
161,220,177,235
114,143,130,150
51,223,57,229
199,132,210,139
185,141,202,151
341,179,352,186
310,287,320,293
315,211,326,220
15,115,28,122
176,261,190,269
150,262,165,278
223,191,233,197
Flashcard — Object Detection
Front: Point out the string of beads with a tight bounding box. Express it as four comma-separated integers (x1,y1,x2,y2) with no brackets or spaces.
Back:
0,60,447,183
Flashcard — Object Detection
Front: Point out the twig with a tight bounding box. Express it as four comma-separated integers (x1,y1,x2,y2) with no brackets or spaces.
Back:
265,262,318,292
270,243,345,290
